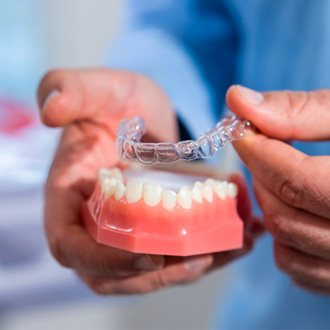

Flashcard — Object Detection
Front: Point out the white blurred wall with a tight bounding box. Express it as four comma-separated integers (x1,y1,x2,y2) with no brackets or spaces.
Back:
42,0,123,68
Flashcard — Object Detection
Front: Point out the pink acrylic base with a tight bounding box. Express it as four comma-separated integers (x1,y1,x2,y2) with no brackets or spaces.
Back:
83,180,243,256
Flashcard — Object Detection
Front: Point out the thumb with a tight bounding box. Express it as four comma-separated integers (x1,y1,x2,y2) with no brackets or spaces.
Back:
37,68,177,142
37,69,136,127
226,85,330,140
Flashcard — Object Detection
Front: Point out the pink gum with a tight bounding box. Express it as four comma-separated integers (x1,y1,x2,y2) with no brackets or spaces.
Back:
83,185,243,256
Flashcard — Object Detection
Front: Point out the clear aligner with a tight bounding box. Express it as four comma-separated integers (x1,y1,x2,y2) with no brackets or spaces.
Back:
116,115,251,164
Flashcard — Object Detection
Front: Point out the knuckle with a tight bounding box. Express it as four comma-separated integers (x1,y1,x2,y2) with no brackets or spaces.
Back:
275,175,305,207
274,244,292,274
147,272,170,292
96,258,118,278
286,91,310,120
265,213,291,244
87,282,111,296
82,277,114,296
48,236,70,268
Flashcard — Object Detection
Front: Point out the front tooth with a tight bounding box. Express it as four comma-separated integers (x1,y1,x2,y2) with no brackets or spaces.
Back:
202,184,213,202
103,178,118,198
162,190,177,210
125,180,143,203
191,186,203,203
114,182,126,201
214,181,227,199
143,182,162,206
178,186,192,209
227,183,238,198
109,167,124,182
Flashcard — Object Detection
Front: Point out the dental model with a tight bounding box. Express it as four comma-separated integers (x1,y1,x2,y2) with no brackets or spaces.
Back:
117,114,250,164
83,166,243,256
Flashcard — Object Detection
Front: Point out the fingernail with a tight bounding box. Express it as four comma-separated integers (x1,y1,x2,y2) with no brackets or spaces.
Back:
236,85,264,105
42,90,61,112
184,256,212,274
134,255,165,271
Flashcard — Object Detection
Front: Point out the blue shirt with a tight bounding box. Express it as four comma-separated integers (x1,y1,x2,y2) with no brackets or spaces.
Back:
107,1,330,328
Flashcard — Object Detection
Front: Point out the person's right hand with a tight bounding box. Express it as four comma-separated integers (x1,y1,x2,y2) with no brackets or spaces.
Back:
37,69,261,295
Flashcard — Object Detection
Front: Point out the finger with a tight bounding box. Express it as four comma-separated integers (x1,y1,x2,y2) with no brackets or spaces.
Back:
79,254,213,295
227,85,330,140
292,277,330,295
37,68,177,142
45,183,165,277
228,173,252,225
275,242,330,290
228,173,265,236
254,179,330,260
233,132,330,219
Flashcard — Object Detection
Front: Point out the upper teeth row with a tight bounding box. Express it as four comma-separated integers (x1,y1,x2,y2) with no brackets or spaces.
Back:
99,168,238,210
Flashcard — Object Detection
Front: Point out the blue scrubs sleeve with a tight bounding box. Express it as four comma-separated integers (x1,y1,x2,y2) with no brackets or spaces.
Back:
106,0,238,138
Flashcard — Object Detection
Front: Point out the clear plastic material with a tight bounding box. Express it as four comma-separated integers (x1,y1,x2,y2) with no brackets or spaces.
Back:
117,114,250,164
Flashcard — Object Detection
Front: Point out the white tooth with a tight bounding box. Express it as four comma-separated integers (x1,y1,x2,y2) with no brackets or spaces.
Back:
205,178,216,186
202,184,213,202
99,168,112,184
194,181,204,189
103,178,118,199
109,167,124,182
114,182,126,201
178,186,192,209
125,179,143,203
162,190,177,210
214,181,227,199
99,167,124,184
227,182,238,198
143,182,162,206
191,186,203,203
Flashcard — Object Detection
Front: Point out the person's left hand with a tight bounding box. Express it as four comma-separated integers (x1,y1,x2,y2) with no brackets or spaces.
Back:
227,85,330,294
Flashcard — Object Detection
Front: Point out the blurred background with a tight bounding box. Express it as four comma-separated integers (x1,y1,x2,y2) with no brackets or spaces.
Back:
0,1,229,329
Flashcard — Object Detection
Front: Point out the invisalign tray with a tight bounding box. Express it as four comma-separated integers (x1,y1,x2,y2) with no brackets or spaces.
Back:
117,114,250,164
83,114,250,256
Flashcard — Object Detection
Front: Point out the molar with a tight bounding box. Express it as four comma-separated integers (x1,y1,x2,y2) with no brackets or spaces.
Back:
99,167,123,183
191,186,203,203
109,167,124,182
202,183,213,202
227,182,238,198
214,181,227,199
143,182,162,206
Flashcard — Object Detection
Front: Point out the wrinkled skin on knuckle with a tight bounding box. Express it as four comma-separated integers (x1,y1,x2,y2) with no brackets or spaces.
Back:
274,244,291,274
264,212,292,245
48,235,71,268
275,174,305,208
286,91,310,120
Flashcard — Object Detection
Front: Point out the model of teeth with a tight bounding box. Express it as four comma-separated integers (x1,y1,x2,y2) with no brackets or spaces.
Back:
84,166,243,256
98,167,238,210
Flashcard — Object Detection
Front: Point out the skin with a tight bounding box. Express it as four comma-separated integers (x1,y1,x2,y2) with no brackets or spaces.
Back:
37,69,262,295
227,85,330,294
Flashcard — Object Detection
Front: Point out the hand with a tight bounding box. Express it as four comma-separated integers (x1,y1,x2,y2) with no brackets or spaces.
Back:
37,69,261,295
227,85,330,294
